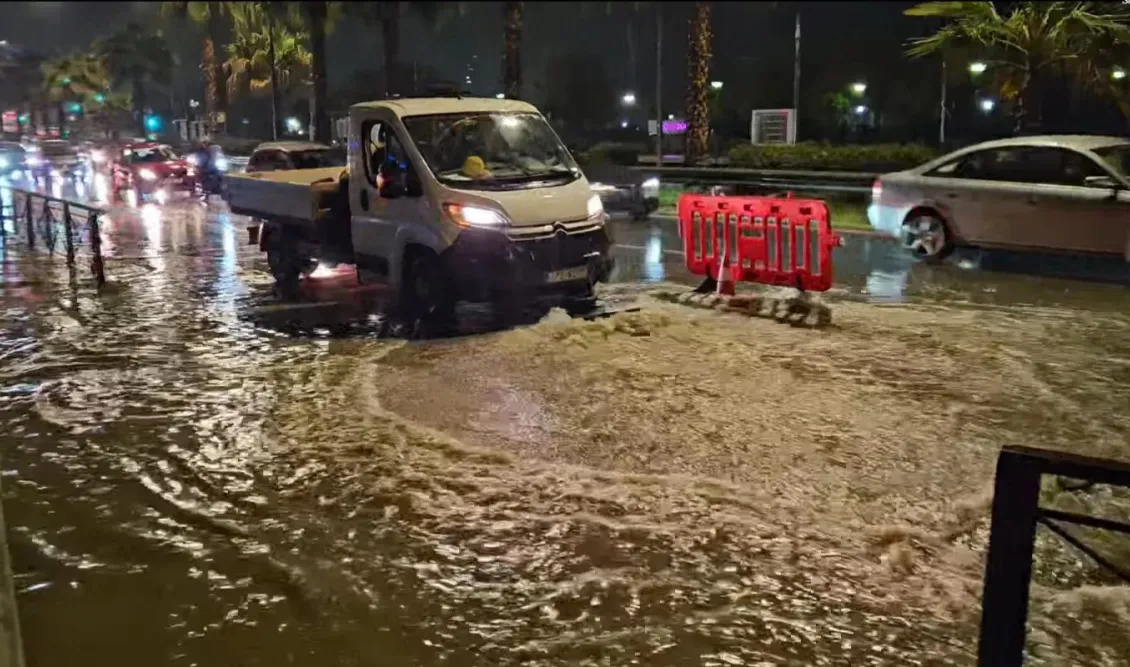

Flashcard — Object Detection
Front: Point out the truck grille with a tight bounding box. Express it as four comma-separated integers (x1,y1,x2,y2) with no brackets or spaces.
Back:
515,230,605,272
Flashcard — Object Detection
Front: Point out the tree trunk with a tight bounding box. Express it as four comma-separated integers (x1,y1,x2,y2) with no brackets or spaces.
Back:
202,36,220,122
132,76,148,135
306,2,329,141
502,2,524,99
207,3,227,113
1013,68,1043,135
684,1,712,164
267,12,280,140
381,4,401,98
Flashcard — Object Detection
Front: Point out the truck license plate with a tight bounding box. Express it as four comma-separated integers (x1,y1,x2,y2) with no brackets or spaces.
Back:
546,266,589,284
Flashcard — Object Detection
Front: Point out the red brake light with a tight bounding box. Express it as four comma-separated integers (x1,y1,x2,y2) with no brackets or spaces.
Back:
871,178,883,202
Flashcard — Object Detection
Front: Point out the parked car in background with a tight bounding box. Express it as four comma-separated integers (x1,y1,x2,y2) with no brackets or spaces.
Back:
0,141,27,178
869,135,1130,261
26,139,86,182
244,141,347,174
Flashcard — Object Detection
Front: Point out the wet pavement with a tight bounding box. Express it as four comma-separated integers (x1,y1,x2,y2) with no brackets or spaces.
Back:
1,176,1129,666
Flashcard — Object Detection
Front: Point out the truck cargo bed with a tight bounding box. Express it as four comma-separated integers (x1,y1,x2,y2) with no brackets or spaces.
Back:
225,167,346,223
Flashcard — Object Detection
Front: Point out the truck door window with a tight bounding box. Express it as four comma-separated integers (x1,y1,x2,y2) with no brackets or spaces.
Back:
363,121,411,190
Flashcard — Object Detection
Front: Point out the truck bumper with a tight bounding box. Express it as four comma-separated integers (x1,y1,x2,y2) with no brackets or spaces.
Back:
442,225,614,304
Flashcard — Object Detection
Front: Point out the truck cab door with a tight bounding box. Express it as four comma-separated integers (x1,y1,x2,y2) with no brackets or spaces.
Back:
350,111,425,286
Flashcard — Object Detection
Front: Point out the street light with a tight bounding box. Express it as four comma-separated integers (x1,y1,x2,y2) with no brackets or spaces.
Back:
969,61,988,75
851,82,866,95
710,80,723,90
1113,69,1127,81
979,98,995,113
621,92,636,106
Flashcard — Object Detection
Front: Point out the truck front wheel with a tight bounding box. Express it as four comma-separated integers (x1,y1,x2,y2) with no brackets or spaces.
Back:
402,250,456,337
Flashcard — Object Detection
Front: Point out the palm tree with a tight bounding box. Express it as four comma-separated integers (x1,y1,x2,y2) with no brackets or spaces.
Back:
905,1,1130,133
501,2,524,99
161,1,230,128
348,2,452,99
94,23,173,129
684,1,712,164
41,53,111,135
225,2,310,139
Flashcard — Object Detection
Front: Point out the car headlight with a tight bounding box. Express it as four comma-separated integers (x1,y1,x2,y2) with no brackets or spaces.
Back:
587,193,605,221
139,168,157,181
443,202,509,228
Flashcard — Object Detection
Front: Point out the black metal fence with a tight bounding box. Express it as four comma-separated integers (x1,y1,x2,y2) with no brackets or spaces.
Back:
0,187,106,287
979,445,1130,666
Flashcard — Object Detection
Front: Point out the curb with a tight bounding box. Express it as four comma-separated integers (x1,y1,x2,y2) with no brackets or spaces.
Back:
0,473,25,667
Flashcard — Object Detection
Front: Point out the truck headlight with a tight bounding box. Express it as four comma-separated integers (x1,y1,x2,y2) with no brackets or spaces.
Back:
443,202,508,228
139,168,157,181
587,193,605,221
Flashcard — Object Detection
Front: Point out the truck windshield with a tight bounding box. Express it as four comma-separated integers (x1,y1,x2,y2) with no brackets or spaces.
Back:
402,112,580,189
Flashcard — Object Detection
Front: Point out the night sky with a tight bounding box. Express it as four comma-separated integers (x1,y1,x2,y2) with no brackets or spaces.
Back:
1,1,928,110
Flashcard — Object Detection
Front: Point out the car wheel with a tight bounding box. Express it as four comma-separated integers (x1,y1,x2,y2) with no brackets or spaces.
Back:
402,251,456,338
902,213,951,263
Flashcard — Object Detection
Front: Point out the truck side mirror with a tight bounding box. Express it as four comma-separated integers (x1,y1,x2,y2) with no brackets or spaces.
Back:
378,162,406,199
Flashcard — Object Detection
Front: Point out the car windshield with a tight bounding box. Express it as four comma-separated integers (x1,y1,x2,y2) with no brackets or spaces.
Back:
1092,144,1130,180
127,146,176,164
290,148,346,169
402,112,579,189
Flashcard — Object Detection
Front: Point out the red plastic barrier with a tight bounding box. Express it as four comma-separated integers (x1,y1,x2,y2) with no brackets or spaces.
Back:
677,192,844,292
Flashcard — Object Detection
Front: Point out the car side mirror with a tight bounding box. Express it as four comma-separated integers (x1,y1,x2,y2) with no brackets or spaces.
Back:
1084,175,1120,190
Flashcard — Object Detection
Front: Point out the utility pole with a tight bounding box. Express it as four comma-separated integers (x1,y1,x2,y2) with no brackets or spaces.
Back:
792,11,801,142
939,59,947,146
655,5,663,165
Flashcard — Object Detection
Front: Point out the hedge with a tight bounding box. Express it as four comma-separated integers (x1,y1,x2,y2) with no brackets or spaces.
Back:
727,142,939,172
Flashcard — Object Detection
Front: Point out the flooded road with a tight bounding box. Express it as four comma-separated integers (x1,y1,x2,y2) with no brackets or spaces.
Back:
2,183,1130,666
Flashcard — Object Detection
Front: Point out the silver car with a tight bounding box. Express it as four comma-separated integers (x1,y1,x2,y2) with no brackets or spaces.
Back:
868,135,1130,261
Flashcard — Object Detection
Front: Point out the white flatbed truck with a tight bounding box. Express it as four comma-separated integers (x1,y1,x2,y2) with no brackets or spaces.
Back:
223,96,614,331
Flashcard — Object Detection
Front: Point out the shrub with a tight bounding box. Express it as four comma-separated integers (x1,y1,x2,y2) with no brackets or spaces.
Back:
727,142,939,172
575,141,647,168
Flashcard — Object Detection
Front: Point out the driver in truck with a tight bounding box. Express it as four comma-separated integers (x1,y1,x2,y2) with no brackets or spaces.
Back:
225,96,614,335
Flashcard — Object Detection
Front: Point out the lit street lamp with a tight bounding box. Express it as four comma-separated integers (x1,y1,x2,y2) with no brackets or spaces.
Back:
710,80,723,90
969,61,987,75
621,92,636,106
851,82,866,95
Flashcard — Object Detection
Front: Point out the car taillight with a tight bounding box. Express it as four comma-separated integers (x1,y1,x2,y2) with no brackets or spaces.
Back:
871,178,883,203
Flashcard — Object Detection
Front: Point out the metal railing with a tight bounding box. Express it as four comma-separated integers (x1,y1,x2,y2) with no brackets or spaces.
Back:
979,445,1130,666
623,165,874,195
0,187,107,288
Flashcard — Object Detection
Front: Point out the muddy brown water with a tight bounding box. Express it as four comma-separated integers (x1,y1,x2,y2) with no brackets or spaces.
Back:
1,194,1130,666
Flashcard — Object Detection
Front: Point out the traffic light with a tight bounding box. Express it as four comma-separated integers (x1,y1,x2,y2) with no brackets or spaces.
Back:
144,114,163,132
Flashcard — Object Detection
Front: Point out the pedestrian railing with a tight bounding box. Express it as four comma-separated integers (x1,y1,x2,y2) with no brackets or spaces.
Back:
0,187,107,288
979,445,1130,666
